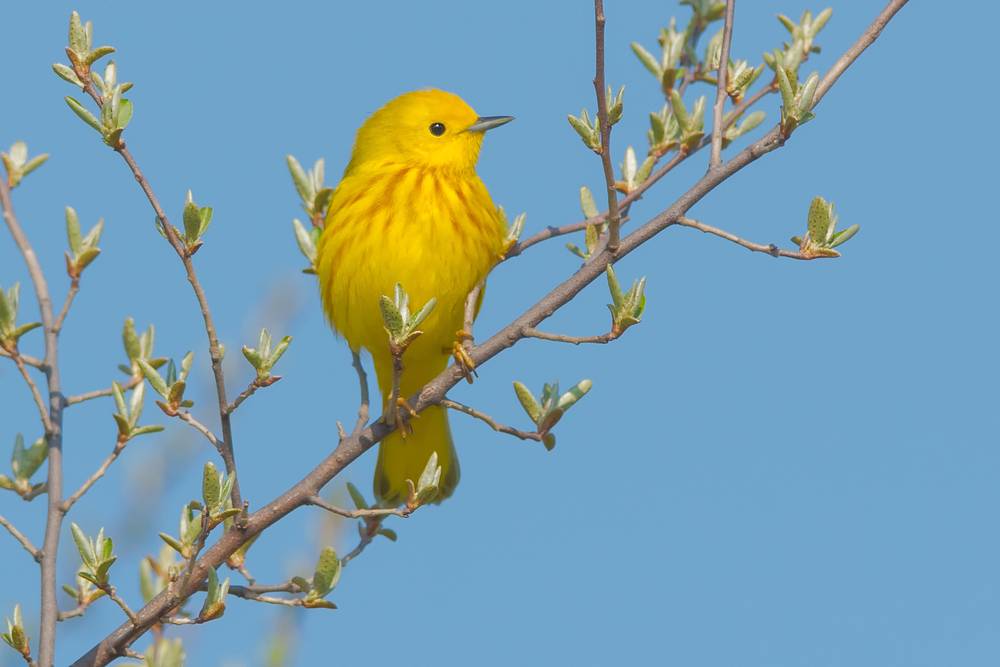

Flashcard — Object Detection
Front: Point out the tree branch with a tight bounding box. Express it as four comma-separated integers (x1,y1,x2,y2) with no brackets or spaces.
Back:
9,351,53,434
0,514,41,562
52,278,79,336
307,495,411,520
64,374,142,408
71,3,908,663
709,0,736,170
593,0,622,253
675,216,819,260
0,348,45,369
507,73,776,261
522,327,618,346
176,412,224,454
350,351,370,435
441,399,543,442
0,173,66,667
61,438,128,512
79,78,243,510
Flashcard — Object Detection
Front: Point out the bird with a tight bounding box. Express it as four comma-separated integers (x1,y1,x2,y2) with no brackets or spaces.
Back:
316,89,513,506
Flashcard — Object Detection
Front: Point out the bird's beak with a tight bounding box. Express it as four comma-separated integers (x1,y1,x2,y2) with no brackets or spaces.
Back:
465,116,514,133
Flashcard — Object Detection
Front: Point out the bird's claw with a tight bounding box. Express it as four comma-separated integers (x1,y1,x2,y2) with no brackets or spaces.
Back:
389,396,418,437
452,329,478,384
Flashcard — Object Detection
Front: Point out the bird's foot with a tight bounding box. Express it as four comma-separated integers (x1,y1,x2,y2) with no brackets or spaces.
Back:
452,330,478,384
389,396,418,437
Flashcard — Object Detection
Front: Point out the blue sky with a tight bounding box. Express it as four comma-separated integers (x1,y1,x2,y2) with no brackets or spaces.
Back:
2,2,998,666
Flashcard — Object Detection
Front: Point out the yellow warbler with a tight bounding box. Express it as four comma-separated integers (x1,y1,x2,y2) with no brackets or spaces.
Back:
317,89,512,505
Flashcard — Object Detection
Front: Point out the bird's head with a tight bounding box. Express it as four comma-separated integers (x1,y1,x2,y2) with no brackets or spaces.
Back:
346,89,513,172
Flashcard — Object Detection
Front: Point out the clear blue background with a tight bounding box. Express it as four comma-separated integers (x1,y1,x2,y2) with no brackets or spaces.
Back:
2,2,997,665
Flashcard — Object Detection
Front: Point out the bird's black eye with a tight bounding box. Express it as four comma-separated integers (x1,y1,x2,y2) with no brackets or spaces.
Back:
429,122,446,136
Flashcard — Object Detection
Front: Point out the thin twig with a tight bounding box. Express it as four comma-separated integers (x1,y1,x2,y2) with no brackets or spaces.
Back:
225,378,261,415
61,438,128,512
710,0,736,170
52,278,80,335
593,0,622,253
58,605,88,622
0,348,45,369
0,514,41,562
508,73,776,261
0,176,66,667
100,586,137,625
176,412,224,452
64,374,142,407
675,216,821,260
10,351,53,433
441,399,543,442
386,348,404,428
350,351,369,435
522,328,618,346
71,3,909,662
307,495,410,520
813,0,909,106
79,78,243,510
340,529,378,567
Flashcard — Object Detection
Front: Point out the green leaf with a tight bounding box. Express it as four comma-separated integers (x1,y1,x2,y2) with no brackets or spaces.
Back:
417,451,440,494
158,532,186,556
68,11,87,54
668,90,689,130
122,317,141,362
377,528,398,542
379,295,404,337
557,379,593,411
310,546,341,597
65,96,102,134
830,223,859,248
631,42,661,76
70,522,95,568
11,435,47,481
513,381,542,424
53,62,84,87
579,186,600,219
202,462,221,510
807,196,833,244
182,200,202,245
606,265,624,308
137,358,169,398
776,66,796,116
86,45,116,66
286,155,313,203
65,207,82,255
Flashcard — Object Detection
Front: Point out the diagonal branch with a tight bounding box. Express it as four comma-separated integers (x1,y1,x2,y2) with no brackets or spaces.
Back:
78,79,243,511
71,3,909,663
61,437,129,512
52,278,80,335
508,75,775,260
10,351,53,433
710,0,736,170
0,514,41,562
441,399,543,442
0,348,45,369
675,216,819,260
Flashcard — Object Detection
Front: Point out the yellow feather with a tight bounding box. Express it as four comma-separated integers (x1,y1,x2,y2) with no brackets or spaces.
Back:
317,89,508,505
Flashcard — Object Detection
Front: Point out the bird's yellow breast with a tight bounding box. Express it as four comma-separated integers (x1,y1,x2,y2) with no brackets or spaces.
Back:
317,161,505,358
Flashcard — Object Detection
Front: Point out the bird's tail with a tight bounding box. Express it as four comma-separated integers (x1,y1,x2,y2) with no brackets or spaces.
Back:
373,404,459,506
372,350,459,506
